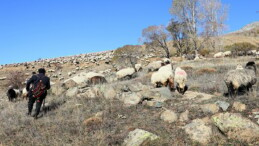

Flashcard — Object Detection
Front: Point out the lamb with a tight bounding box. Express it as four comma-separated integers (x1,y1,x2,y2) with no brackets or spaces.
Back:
151,64,174,91
224,61,257,98
116,68,137,81
174,67,188,95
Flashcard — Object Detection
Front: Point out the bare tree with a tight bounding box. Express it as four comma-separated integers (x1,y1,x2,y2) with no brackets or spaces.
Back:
167,19,189,56
112,45,142,71
170,0,227,53
141,25,171,58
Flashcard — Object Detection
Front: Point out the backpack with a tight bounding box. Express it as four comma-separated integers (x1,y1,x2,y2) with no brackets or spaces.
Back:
32,76,46,98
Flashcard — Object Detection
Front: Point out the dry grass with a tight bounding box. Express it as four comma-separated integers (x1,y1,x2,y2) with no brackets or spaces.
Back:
0,56,259,145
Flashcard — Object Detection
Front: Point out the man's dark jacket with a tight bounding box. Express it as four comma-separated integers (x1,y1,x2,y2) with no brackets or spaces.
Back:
26,73,51,96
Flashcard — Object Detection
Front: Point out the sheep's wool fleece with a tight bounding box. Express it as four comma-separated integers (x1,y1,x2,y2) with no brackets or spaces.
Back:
116,68,135,79
224,69,256,89
175,67,187,88
151,64,173,85
146,61,162,71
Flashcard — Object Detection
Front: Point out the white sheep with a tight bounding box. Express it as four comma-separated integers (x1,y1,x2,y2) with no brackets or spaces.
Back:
223,51,231,57
22,88,28,100
146,61,163,72
135,64,142,72
214,52,224,58
224,61,257,98
151,64,174,91
116,68,136,80
174,67,188,95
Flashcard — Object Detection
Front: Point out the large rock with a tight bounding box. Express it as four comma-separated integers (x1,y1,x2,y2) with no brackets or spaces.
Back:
212,112,259,143
201,103,219,114
140,87,173,102
215,100,230,111
121,92,142,106
123,129,159,146
50,84,66,96
63,79,78,89
160,110,178,123
183,119,212,144
183,91,214,103
66,87,79,97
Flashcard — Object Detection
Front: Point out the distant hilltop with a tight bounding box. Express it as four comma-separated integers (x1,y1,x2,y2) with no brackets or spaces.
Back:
231,21,259,34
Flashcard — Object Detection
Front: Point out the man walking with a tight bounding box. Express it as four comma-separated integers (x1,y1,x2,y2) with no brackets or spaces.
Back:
26,68,51,119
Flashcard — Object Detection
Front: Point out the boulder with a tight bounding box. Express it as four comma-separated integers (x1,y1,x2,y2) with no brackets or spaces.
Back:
201,103,219,114
50,84,66,96
179,110,189,122
183,119,212,144
160,110,178,123
212,112,259,143
123,129,159,146
66,87,79,97
215,100,230,111
121,92,142,106
63,79,78,89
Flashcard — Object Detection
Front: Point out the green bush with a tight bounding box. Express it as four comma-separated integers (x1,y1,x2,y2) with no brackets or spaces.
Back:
224,42,257,52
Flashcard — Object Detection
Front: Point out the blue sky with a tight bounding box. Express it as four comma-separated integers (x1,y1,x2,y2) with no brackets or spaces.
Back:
0,0,258,65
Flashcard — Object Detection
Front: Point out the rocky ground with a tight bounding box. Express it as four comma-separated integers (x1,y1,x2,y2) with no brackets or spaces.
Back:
0,54,259,146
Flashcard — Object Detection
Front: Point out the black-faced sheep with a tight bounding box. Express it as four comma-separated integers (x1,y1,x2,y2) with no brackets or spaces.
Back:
7,87,21,102
151,64,175,91
174,67,188,95
224,61,257,98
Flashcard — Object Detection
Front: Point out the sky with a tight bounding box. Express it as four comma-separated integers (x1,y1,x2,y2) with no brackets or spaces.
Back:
0,0,258,65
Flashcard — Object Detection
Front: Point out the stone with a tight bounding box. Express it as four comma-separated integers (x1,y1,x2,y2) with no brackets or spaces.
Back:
122,92,142,106
201,103,219,114
183,119,212,144
63,79,78,89
233,101,246,112
212,112,259,143
160,110,178,123
123,129,159,146
215,100,230,111
183,91,214,103
83,117,102,127
66,87,79,97
50,84,66,96
179,110,189,122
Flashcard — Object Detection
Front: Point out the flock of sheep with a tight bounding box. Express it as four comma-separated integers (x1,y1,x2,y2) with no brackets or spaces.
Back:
4,48,258,102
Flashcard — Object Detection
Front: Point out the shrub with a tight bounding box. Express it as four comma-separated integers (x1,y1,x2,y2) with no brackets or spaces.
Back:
224,42,257,53
199,48,210,56
6,71,26,88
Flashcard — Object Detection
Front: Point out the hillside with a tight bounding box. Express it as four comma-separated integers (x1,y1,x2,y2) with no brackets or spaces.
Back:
222,21,259,46
0,22,259,145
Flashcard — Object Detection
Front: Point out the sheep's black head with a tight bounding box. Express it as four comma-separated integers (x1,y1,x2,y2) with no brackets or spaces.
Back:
7,88,16,101
245,61,256,73
176,84,188,95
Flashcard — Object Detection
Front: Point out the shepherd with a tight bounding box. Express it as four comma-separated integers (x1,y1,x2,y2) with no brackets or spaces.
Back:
26,68,51,119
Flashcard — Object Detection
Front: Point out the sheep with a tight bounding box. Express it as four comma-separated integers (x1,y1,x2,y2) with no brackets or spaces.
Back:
7,87,21,102
135,64,142,72
174,67,188,95
116,68,136,81
146,61,163,72
224,61,257,98
22,88,28,100
214,52,224,58
223,51,231,57
151,64,174,91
